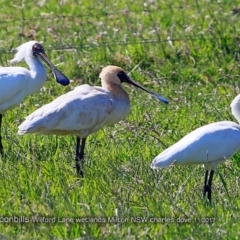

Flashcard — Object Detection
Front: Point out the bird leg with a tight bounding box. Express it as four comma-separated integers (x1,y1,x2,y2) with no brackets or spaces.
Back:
203,170,210,198
75,137,86,177
0,115,3,156
203,170,214,202
207,170,214,202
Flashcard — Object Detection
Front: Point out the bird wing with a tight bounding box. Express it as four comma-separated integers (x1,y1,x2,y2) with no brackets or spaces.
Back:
152,121,240,168
18,84,115,136
0,67,30,112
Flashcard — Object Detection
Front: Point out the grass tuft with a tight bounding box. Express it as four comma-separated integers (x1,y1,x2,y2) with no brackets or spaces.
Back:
0,0,240,238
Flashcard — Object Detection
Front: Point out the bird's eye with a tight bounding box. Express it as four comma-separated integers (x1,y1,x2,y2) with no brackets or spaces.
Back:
32,43,44,56
33,44,38,51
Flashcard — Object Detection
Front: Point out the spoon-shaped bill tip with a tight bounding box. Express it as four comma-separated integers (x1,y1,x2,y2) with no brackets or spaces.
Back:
52,69,70,86
151,92,169,104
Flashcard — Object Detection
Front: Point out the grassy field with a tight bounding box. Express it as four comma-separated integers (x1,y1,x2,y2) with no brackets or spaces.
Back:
0,0,240,239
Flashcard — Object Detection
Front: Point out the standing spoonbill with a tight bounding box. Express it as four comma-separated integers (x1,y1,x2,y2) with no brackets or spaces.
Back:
18,65,169,177
151,94,240,202
0,41,70,155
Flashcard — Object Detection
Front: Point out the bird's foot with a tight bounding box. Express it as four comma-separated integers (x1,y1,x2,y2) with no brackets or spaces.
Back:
75,159,84,178
203,185,212,203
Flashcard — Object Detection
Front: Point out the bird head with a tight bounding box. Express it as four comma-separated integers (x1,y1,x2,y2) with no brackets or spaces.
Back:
9,41,70,86
99,65,169,104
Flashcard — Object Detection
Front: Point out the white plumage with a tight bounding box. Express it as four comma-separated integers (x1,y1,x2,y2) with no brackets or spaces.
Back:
18,65,169,176
151,94,240,202
0,41,69,154
18,85,115,137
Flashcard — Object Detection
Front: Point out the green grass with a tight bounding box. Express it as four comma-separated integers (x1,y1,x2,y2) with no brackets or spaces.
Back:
0,0,240,239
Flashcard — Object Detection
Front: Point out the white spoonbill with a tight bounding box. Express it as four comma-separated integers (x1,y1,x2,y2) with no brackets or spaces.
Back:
18,65,169,176
0,41,70,155
151,94,240,202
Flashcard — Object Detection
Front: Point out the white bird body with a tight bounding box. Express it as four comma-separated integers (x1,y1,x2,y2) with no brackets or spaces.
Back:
0,65,46,113
151,94,240,202
18,65,169,176
151,121,240,170
18,84,130,138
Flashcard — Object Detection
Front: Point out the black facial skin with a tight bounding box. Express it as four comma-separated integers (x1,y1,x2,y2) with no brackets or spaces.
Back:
32,43,45,56
117,70,131,83
32,43,70,86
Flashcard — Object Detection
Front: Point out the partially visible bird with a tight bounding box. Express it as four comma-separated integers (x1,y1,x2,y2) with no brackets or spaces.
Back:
18,65,169,176
0,41,69,155
151,94,240,202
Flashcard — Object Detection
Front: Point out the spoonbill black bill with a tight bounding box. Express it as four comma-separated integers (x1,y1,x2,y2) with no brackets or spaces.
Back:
0,41,70,155
151,94,240,202
18,65,168,177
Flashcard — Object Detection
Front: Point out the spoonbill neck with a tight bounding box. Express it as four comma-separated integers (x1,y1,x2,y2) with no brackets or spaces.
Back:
26,54,46,76
24,55,47,93
103,82,130,101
